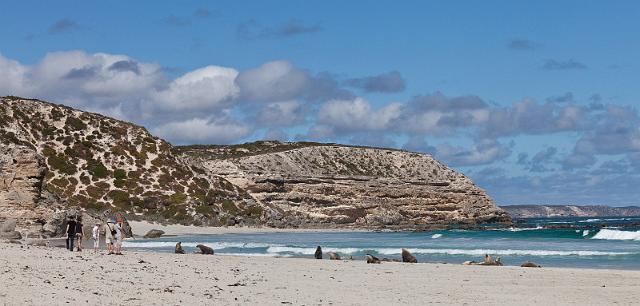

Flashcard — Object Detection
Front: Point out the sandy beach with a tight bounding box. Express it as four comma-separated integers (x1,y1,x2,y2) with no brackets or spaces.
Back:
2,240,639,306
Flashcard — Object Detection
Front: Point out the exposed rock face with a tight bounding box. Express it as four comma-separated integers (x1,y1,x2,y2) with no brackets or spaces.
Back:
0,97,254,229
177,141,510,229
0,144,69,237
1,96,509,230
501,205,640,218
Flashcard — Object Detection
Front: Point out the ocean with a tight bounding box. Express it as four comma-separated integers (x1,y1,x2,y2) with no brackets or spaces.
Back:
123,216,640,270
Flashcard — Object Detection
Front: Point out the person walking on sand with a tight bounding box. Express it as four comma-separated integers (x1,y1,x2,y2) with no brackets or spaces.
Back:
104,219,115,255
92,222,100,253
64,216,77,251
75,216,84,252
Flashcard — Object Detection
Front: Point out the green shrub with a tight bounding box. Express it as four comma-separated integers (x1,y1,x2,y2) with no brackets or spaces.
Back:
65,116,87,131
221,200,239,213
47,154,77,175
195,204,216,217
170,192,187,205
87,160,108,178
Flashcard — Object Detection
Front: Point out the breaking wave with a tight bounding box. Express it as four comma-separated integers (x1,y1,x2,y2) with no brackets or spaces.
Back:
591,229,640,241
265,246,633,257
122,241,278,249
431,234,443,239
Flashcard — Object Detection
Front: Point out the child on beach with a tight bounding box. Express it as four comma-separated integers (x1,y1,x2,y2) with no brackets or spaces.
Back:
92,222,100,253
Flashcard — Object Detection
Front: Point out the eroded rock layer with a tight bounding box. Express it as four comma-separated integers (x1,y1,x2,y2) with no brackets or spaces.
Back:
177,142,510,229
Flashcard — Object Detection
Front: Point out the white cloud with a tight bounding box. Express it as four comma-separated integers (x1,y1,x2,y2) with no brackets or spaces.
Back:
317,97,402,132
235,60,310,102
152,65,239,111
255,100,305,126
0,50,165,108
153,116,251,144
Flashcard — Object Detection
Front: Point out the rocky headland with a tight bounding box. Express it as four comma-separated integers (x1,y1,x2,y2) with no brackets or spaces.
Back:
1,96,509,236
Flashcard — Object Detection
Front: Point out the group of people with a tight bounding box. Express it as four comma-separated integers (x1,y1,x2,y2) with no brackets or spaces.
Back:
64,216,125,255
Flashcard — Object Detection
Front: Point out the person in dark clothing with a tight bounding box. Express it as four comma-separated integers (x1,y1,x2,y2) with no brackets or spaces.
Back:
65,217,77,251
75,217,84,252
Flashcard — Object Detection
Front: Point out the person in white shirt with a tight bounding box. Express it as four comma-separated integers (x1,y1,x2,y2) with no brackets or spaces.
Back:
114,222,123,255
92,223,100,253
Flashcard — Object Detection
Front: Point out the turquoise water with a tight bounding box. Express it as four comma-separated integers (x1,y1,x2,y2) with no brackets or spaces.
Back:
123,217,640,269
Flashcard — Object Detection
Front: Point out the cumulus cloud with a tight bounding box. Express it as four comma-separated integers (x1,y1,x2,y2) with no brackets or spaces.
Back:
542,59,587,70
236,60,310,102
396,93,489,135
254,100,305,127
151,65,239,112
14,51,165,109
482,99,588,137
433,139,512,167
153,116,251,145
527,147,558,172
317,97,402,132
345,71,406,93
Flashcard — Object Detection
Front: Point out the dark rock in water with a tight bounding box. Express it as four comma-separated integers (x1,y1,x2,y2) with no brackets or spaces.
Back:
175,242,185,254
401,248,417,263
520,262,541,268
143,229,165,239
314,246,322,259
365,254,381,264
196,244,214,255
328,252,340,260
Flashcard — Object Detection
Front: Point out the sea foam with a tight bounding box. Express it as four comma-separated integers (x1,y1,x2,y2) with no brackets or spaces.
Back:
591,229,640,241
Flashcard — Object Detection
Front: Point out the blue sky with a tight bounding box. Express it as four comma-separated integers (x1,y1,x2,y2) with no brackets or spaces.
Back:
1,1,639,205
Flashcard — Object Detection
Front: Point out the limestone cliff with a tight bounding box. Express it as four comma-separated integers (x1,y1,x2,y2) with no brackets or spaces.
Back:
176,141,510,229
1,96,509,232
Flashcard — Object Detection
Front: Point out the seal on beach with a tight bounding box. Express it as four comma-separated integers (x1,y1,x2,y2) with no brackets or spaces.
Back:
328,252,341,260
401,248,417,263
175,242,185,254
196,244,214,255
520,262,541,268
365,254,381,264
314,246,322,259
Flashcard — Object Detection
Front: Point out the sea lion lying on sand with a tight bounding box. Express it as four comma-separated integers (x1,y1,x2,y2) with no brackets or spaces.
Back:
328,252,341,260
402,248,417,263
365,254,381,264
314,246,322,259
175,242,185,254
196,244,214,255
520,262,541,268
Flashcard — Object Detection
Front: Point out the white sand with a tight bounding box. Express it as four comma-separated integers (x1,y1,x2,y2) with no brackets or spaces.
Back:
1,241,639,305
